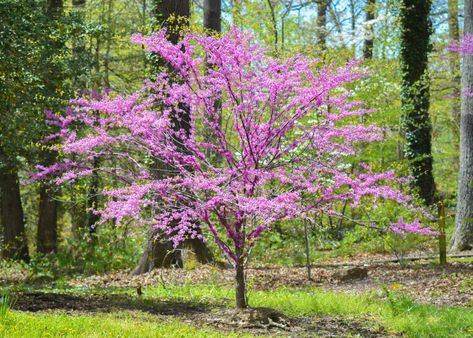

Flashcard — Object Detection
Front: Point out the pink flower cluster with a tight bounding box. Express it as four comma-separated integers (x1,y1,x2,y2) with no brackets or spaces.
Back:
34,27,434,266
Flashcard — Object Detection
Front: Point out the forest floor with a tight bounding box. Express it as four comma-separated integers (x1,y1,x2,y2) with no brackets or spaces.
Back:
1,253,472,337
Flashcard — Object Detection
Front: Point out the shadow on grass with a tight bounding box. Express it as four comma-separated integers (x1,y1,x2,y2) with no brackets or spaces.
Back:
11,291,214,316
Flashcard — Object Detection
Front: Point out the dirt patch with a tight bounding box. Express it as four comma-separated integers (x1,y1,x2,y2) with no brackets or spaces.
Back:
11,292,390,337
185,308,392,337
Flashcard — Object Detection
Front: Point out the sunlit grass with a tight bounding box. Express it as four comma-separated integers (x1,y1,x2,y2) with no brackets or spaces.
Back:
0,310,249,338
2,282,472,337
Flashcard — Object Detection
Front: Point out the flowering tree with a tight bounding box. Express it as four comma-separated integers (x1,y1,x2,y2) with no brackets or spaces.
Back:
35,28,434,308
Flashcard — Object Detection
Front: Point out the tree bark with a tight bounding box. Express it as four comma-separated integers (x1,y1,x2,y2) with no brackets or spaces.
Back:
37,184,58,254
451,0,473,252
316,0,330,50
448,0,461,133
399,0,436,205
204,0,221,33
235,261,247,309
36,0,63,256
363,0,376,59
0,151,29,260
133,236,182,274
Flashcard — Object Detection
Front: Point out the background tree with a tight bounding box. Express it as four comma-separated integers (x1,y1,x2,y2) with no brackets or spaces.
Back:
0,0,50,260
204,0,221,33
399,0,436,205
448,0,461,136
451,1,473,251
315,0,331,51
36,0,66,255
363,0,376,59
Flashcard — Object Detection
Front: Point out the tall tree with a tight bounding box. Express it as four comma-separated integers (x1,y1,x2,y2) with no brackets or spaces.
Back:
0,150,28,260
399,0,436,205
265,0,278,53
448,0,461,131
134,0,213,274
315,0,330,50
204,0,221,33
37,0,65,255
451,0,473,251
0,0,50,261
363,0,376,59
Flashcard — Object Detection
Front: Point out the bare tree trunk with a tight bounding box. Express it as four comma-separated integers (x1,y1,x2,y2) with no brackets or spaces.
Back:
316,0,330,50
86,161,100,233
0,149,29,260
451,0,473,252
235,262,247,309
235,243,247,308
204,0,221,33
133,236,182,274
363,0,376,59
37,184,58,254
449,0,461,136
36,0,63,256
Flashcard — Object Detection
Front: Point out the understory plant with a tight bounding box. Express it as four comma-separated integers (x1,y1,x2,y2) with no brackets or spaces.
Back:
35,27,435,309
0,290,12,320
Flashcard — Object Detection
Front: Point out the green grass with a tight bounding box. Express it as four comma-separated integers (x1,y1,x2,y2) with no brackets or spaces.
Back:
141,284,473,337
2,282,472,337
0,311,250,338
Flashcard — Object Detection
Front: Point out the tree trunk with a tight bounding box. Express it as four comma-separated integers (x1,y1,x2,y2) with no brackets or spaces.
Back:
363,0,376,59
133,236,182,274
204,0,221,33
36,0,63,256
134,0,213,274
316,0,330,50
448,0,461,134
235,261,247,309
37,184,58,254
0,157,29,261
451,0,473,252
265,0,278,54
86,168,100,233
399,0,436,206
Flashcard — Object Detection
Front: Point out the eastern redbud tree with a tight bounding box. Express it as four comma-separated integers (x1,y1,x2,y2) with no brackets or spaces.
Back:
36,28,434,309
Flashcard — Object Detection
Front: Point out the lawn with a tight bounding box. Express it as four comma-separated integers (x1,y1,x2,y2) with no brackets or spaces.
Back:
1,277,472,337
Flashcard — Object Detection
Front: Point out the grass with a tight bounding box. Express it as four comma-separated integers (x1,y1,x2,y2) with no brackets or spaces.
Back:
0,311,251,338
143,284,473,337
3,282,471,337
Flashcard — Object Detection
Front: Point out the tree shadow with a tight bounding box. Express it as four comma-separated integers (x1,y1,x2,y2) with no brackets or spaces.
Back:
11,291,215,316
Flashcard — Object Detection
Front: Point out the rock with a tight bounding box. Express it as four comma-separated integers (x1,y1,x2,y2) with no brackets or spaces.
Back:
333,267,368,281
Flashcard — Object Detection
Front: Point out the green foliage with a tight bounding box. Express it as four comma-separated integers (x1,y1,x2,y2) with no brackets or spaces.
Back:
12,226,144,279
0,290,12,321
